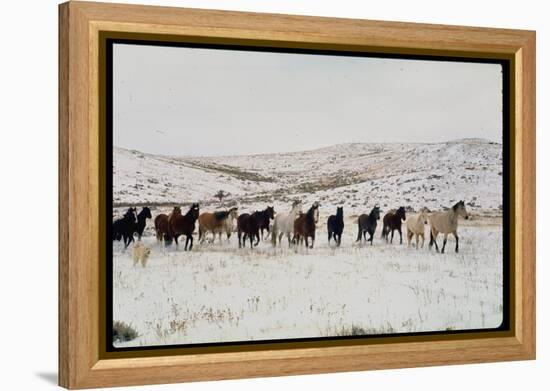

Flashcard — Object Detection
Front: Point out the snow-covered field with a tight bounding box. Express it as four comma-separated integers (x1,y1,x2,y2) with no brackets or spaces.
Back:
112,139,504,347
113,217,503,347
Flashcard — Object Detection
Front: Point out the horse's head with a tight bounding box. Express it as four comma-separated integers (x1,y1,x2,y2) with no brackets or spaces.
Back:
266,206,275,219
420,207,429,224
371,206,381,220
125,208,138,223
397,206,407,221
188,203,200,219
291,200,303,214
311,202,320,224
336,206,343,217
229,207,239,219
453,200,469,219
141,207,152,219
172,206,182,216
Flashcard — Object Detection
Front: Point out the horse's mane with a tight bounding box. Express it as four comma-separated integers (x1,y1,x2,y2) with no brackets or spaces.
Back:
138,207,151,218
214,210,229,220
185,203,199,217
305,205,317,220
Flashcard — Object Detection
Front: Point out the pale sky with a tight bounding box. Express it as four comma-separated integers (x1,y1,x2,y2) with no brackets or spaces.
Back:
113,43,503,157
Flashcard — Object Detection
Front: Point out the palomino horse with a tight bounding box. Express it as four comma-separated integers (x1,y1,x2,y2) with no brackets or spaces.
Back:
271,200,302,247
406,207,429,249
169,203,200,251
356,206,380,245
237,211,263,249
429,200,469,253
198,207,238,243
292,202,320,249
381,207,406,244
327,206,344,246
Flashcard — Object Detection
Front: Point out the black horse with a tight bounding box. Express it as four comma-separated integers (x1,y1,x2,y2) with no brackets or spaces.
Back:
113,208,137,249
257,206,275,240
237,211,263,249
381,206,407,244
327,206,344,246
135,207,152,240
356,206,381,245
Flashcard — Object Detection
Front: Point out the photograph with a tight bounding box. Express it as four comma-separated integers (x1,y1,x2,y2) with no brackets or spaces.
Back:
109,41,506,348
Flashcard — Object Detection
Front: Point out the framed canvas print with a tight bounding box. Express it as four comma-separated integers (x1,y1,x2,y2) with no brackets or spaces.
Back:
58,1,536,389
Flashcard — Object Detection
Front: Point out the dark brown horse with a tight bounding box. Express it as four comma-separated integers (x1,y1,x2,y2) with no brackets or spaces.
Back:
293,202,320,249
169,203,200,251
154,213,172,247
237,211,263,249
257,206,275,240
327,206,344,246
381,206,407,244
356,206,381,245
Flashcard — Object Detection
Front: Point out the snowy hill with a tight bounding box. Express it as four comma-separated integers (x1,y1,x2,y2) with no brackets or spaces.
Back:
113,138,503,216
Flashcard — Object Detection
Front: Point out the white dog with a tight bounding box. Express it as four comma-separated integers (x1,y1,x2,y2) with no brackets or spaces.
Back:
132,242,151,268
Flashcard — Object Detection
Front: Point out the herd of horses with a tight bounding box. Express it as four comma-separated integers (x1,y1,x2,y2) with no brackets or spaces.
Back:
113,200,470,254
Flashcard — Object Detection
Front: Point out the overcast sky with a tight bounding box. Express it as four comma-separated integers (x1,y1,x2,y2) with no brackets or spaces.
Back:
113,43,503,157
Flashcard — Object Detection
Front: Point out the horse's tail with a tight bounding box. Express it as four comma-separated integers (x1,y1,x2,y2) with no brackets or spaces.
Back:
271,220,278,246
198,226,203,241
355,221,362,242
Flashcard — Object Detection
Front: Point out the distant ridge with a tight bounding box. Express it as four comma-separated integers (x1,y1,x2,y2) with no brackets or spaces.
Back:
114,140,503,215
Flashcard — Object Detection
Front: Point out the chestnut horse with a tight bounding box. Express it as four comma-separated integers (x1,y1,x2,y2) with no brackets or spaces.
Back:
169,203,200,251
293,202,320,249
381,206,406,244
198,207,238,243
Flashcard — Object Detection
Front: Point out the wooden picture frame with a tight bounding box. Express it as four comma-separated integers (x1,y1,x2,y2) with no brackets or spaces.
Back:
59,1,536,389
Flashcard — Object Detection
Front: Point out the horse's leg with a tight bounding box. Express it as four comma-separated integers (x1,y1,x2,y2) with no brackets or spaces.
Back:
369,232,374,245
188,234,193,251
441,233,448,254
398,227,403,244
390,229,394,244
305,236,309,249
249,234,254,249
420,233,425,248
453,231,459,253
431,231,439,252
415,233,419,249
328,231,332,244
254,232,260,247
238,230,242,248
310,232,315,249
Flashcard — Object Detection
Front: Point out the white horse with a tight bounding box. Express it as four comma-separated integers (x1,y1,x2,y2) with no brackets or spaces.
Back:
271,200,302,247
406,207,429,249
429,201,469,253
